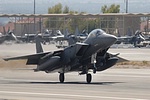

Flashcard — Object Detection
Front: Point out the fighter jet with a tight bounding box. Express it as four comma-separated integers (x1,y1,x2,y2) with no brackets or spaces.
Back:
116,30,146,47
0,30,19,44
49,30,68,41
4,29,122,83
55,28,88,48
67,28,88,44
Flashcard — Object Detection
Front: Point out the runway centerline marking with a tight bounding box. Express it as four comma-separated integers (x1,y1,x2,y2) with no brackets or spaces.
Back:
0,90,148,100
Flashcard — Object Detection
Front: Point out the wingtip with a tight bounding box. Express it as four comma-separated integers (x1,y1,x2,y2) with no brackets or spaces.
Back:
3,58,9,61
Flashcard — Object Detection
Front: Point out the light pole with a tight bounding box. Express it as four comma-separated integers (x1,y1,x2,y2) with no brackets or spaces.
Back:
34,0,36,34
125,0,128,13
34,0,35,14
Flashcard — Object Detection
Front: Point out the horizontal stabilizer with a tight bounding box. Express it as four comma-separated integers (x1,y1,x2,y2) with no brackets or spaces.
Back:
35,36,43,53
117,56,129,63
108,53,129,63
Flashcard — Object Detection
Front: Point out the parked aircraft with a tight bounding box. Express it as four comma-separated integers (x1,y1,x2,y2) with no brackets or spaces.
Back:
55,28,88,48
15,29,69,44
0,30,19,44
116,30,146,47
4,29,125,83
67,28,88,43
50,30,68,41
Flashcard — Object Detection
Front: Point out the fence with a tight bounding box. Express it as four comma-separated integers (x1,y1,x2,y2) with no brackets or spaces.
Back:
0,13,149,36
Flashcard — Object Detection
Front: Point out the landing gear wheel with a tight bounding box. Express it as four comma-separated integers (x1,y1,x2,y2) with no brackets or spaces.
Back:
59,73,65,83
86,73,92,83
93,68,96,74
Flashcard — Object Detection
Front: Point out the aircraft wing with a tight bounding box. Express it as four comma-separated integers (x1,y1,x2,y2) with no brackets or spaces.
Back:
4,52,52,61
4,49,63,65
4,52,50,64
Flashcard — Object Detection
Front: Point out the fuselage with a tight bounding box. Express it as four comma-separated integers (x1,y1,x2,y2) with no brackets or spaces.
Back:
38,29,117,73
58,29,117,72
83,29,117,59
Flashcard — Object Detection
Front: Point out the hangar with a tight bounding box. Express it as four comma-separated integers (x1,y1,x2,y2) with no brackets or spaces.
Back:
0,13,150,36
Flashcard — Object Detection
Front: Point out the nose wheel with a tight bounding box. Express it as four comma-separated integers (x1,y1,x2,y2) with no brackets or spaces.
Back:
86,73,92,83
59,73,65,83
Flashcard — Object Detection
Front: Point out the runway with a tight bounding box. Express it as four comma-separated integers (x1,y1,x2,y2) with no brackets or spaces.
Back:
0,44,150,99
0,69,150,100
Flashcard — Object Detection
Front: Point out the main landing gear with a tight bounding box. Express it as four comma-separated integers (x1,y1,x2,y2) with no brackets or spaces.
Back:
59,73,92,83
59,73,65,83
80,67,93,83
86,73,92,83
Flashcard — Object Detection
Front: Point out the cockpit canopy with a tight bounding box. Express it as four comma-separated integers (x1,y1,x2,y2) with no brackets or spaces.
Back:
88,29,106,38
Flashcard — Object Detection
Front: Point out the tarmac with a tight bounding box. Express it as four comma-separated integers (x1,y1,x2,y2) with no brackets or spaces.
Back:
0,69,150,100
0,43,150,100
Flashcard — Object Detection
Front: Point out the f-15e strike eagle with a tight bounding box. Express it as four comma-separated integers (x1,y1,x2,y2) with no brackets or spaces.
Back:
0,29,19,44
4,29,123,83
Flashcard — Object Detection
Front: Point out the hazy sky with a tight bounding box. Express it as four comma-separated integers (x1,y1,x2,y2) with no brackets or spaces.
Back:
0,0,149,14
0,0,149,24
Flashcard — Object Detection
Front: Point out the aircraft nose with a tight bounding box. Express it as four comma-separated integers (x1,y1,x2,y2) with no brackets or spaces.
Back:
109,34,117,43
103,34,117,46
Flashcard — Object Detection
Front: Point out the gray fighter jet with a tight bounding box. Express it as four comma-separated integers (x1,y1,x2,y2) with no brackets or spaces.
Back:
4,29,122,83
116,30,146,47
0,30,19,44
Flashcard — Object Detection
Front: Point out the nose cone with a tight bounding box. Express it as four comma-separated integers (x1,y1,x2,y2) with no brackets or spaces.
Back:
101,34,117,47
108,34,117,44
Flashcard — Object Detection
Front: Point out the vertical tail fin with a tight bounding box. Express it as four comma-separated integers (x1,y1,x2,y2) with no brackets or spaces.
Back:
10,32,19,41
7,27,10,33
35,36,43,53
64,28,69,38
75,27,79,37
3,26,6,35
